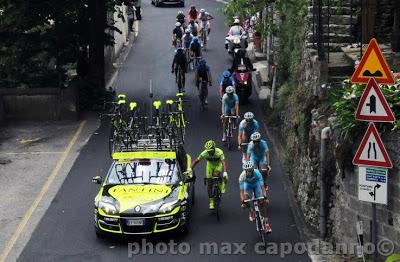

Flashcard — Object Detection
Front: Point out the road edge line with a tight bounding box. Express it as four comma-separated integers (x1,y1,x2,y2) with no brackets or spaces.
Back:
0,120,87,262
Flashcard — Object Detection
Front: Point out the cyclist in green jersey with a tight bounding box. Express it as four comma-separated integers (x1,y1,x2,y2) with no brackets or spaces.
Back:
191,140,228,209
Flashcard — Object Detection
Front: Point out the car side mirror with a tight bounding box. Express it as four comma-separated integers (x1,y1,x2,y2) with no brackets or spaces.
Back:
92,176,103,184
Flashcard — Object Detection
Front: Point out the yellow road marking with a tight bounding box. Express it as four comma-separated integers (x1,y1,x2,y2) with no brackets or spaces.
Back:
135,20,140,37
0,152,63,155
0,120,86,262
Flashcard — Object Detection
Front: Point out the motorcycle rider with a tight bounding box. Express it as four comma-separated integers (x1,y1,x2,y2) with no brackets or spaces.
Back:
198,9,214,37
239,161,271,233
171,47,188,90
188,19,199,37
188,5,199,22
226,18,246,53
195,58,212,103
176,11,186,28
221,86,239,142
172,22,184,48
219,70,236,98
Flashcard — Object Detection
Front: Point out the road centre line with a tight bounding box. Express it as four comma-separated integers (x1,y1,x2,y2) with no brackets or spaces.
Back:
0,120,86,262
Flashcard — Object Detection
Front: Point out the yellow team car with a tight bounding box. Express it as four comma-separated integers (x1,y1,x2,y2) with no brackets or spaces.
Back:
92,150,195,237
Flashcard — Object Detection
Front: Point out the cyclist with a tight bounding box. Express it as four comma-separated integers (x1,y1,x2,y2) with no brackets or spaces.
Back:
190,37,202,59
246,132,271,178
171,48,187,90
219,70,236,98
188,19,199,37
195,58,212,103
238,112,259,149
239,161,271,233
198,9,214,38
172,22,184,48
221,86,239,142
182,29,193,49
191,140,228,210
176,11,186,28
187,5,199,22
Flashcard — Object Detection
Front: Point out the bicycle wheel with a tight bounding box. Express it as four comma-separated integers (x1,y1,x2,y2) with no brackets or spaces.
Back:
177,69,183,92
202,30,207,49
214,183,221,221
256,213,267,247
108,126,115,157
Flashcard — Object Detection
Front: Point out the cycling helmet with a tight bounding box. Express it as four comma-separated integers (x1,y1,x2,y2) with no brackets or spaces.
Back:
191,5,195,8
176,47,184,53
204,140,216,151
118,94,126,100
234,18,240,24
222,71,231,78
193,37,199,43
225,86,234,94
178,10,183,14
250,132,261,141
185,29,191,34
189,19,195,24
244,112,254,120
175,22,181,27
243,161,254,171
200,9,205,13
198,58,206,65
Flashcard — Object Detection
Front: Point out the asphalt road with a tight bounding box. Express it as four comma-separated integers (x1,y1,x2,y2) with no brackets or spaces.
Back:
18,0,310,261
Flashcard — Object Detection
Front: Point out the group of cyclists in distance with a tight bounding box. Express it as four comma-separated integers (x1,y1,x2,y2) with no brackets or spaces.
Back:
170,5,272,234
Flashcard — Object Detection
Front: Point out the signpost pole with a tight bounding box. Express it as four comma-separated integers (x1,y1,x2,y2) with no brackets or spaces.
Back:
371,203,377,262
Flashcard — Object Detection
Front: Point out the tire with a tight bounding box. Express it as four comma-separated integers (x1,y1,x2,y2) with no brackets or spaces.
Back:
155,0,160,7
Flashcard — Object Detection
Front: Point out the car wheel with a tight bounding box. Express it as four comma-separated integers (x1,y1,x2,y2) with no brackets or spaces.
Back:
155,0,160,7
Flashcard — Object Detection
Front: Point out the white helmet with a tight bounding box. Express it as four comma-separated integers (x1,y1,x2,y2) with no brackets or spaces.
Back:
200,8,205,13
243,161,254,171
175,22,181,27
244,112,254,120
185,29,191,34
178,10,183,14
234,18,240,24
225,86,234,94
250,132,261,141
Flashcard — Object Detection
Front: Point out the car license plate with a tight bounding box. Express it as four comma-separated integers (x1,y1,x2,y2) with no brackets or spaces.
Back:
126,219,144,226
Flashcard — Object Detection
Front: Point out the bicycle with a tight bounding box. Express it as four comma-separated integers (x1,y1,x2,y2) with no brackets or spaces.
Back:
200,22,208,50
244,196,268,247
222,115,238,150
176,65,185,93
198,79,208,111
205,175,223,221
166,95,186,143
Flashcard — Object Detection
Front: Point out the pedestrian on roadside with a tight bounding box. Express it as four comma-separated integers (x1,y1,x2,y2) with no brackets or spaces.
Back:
127,1,135,32
133,0,142,20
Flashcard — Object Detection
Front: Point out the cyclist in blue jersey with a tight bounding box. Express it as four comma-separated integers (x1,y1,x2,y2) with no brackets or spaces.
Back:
221,86,239,142
219,70,236,99
238,112,259,149
246,132,271,178
239,161,271,233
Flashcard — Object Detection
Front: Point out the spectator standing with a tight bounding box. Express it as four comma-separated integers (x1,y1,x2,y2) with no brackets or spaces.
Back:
126,1,135,32
133,0,142,20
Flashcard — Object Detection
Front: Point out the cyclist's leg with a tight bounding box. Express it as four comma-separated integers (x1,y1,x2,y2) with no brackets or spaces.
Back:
206,163,215,208
258,157,269,180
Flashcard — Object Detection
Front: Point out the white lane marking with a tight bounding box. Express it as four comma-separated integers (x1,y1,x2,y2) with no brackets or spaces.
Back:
215,0,229,4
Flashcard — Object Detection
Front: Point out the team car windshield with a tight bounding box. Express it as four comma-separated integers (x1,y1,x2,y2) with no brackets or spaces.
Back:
107,158,180,186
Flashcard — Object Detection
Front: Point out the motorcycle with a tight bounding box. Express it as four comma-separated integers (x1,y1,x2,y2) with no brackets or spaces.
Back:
233,64,256,104
225,33,248,59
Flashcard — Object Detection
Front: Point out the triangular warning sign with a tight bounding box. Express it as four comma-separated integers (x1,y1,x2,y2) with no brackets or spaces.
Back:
351,38,395,85
355,78,395,122
353,123,393,168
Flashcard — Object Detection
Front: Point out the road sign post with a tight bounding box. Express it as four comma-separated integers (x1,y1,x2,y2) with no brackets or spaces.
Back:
351,38,395,262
